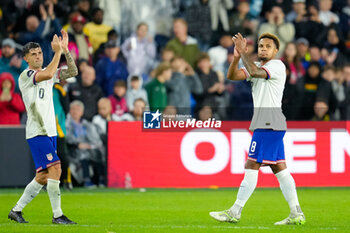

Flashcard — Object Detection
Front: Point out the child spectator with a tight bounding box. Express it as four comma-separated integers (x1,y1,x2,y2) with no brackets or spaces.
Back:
0,72,25,125
118,98,146,121
108,80,128,117
145,62,172,111
126,75,148,111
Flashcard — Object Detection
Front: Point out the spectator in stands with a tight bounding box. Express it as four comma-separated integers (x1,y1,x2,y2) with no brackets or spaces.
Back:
68,66,104,121
228,0,256,38
316,65,338,119
66,100,105,188
84,7,112,52
281,42,305,85
53,81,72,190
194,53,225,117
165,18,200,68
145,62,172,111
0,72,25,125
295,38,310,69
93,29,122,65
76,0,92,22
92,98,117,156
312,101,330,121
208,34,233,73
298,62,322,120
67,15,93,65
322,26,348,67
343,64,350,120
0,38,27,93
332,68,346,120
161,48,175,63
258,6,295,57
282,64,301,120
117,98,146,121
126,75,148,111
318,0,339,27
198,105,213,121
93,98,117,136
166,57,203,115
95,40,128,96
309,46,326,68
286,0,307,23
97,0,122,30
184,0,212,51
108,80,128,117
18,3,61,66
293,3,326,47
121,22,156,77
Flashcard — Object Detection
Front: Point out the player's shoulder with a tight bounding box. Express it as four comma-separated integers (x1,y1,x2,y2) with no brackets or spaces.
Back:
267,59,285,69
20,69,36,79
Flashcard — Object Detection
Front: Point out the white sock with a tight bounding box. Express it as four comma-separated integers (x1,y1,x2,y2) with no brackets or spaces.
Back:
230,169,259,217
47,179,63,218
275,169,303,217
13,178,43,212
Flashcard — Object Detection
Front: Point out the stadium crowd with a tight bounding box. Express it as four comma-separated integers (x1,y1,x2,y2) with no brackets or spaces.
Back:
0,0,349,187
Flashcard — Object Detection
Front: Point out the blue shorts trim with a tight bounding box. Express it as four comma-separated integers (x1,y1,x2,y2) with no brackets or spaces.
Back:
248,129,286,164
27,136,60,172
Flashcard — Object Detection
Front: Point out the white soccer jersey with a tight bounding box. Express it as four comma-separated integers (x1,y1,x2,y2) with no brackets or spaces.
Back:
242,59,287,131
19,68,62,139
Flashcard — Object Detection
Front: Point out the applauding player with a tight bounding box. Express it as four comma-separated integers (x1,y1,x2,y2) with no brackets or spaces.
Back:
8,30,78,224
210,33,305,225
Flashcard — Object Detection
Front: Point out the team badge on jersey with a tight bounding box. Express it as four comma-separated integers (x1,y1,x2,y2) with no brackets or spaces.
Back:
46,153,53,161
27,70,34,77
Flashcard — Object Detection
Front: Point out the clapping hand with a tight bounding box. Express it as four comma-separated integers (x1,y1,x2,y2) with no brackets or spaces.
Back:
59,30,69,53
51,34,62,53
232,33,248,55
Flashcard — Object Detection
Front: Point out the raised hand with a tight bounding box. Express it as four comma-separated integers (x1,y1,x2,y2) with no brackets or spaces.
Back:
51,34,62,53
232,33,247,54
59,29,69,53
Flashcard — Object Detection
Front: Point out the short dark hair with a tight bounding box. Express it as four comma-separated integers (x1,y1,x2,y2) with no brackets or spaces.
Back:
114,80,126,88
92,7,103,16
22,42,40,56
258,33,280,50
131,76,139,82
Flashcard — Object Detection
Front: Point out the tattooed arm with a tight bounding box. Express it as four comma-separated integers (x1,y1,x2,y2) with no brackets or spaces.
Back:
58,29,78,80
60,50,78,80
232,33,268,79
240,52,267,78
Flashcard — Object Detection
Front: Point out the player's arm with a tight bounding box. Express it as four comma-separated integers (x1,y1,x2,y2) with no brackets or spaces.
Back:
59,30,78,80
233,33,267,79
240,52,267,79
227,46,247,81
34,34,62,83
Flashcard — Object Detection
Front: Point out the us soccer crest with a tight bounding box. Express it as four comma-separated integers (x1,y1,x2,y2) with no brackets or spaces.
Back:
46,153,53,161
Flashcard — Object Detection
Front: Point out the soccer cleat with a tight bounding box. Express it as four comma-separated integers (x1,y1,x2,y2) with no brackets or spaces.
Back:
8,209,28,223
274,214,306,225
52,215,77,224
209,210,240,223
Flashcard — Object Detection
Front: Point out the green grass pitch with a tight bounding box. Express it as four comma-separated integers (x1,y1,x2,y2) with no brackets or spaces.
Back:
0,187,349,233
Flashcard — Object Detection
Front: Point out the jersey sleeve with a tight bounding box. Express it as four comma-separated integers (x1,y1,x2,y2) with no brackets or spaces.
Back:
19,69,39,89
261,60,285,80
240,67,251,81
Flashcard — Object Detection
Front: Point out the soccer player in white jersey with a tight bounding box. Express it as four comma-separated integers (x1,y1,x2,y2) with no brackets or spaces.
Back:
209,33,305,225
8,30,78,224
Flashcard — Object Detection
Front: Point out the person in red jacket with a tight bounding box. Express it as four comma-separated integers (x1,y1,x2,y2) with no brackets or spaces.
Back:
0,72,25,125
